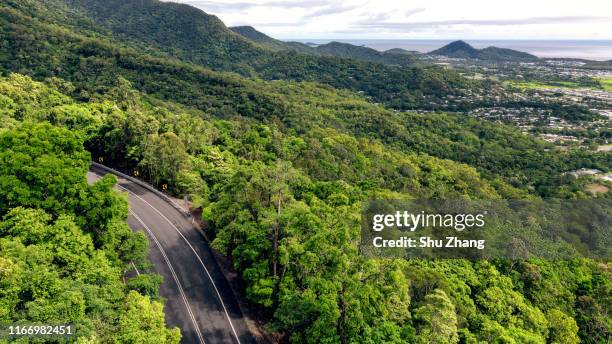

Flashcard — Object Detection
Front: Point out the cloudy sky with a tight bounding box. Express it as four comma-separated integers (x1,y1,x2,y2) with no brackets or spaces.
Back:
168,0,612,40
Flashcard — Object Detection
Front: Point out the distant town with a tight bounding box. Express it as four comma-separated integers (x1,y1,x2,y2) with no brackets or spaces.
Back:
416,48,611,150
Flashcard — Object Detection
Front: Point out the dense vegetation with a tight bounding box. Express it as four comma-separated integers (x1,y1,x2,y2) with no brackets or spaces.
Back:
0,119,180,342
227,27,418,67
0,0,610,343
0,0,475,111
1,70,609,343
0,2,607,195
229,26,316,54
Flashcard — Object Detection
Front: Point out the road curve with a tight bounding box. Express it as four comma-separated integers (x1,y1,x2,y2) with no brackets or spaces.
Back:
88,165,256,344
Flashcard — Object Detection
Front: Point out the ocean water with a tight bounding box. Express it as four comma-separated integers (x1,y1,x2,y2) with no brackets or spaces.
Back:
296,39,612,61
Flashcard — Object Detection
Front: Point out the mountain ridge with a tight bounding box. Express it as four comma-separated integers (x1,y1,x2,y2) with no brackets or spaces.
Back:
314,41,416,66
5,0,469,110
229,26,416,66
430,40,539,61
230,25,315,53
228,26,538,64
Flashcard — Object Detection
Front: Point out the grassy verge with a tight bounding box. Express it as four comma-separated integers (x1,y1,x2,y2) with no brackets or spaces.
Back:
506,80,582,90
597,77,612,91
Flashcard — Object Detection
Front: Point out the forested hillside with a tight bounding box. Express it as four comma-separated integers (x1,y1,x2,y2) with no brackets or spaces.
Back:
313,41,417,66
230,26,315,54
0,119,180,342
1,0,475,111
228,26,417,66
0,0,610,343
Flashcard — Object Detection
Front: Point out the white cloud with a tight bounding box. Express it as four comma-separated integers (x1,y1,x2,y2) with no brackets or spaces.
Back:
166,0,612,39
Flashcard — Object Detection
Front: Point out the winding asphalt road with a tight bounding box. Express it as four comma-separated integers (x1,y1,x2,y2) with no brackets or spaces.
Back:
88,165,256,344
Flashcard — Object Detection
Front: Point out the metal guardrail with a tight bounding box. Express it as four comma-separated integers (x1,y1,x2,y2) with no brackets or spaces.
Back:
90,162,191,217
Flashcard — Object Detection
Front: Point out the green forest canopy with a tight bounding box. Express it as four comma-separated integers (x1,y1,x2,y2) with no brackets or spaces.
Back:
0,0,610,343
0,120,180,343
1,71,609,343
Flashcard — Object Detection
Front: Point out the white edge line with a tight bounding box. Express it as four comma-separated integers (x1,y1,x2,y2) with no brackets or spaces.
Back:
91,169,242,344
130,261,141,276
130,209,206,344
116,181,242,344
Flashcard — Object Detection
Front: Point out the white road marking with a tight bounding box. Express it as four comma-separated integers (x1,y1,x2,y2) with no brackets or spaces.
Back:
131,261,141,276
88,171,206,344
115,181,242,344
130,210,206,344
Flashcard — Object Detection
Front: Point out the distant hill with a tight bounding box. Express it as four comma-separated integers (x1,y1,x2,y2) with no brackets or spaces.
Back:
584,59,612,70
60,0,266,71
230,25,288,51
229,26,415,66
384,48,420,55
479,46,539,61
230,26,314,53
1,0,475,111
314,41,415,66
430,40,481,59
430,40,538,61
